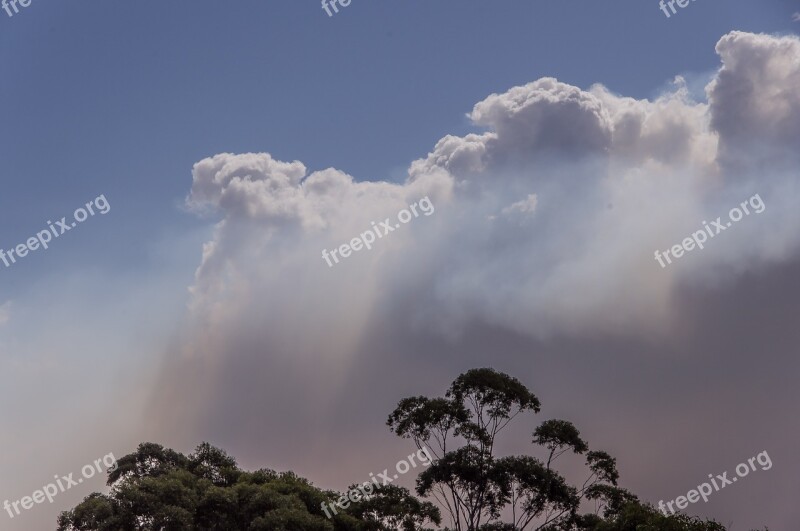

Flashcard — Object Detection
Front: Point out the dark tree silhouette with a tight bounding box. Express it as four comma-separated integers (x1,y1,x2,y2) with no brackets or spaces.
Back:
57,443,438,531
58,368,736,530
387,368,726,531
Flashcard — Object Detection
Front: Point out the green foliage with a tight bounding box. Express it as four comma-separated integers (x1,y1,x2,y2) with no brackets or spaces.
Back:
533,420,589,459
58,443,439,531
60,368,742,531
345,484,441,531
387,397,470,446
579,502,727,531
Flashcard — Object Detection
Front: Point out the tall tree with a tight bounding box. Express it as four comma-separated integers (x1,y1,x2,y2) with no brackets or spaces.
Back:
387,368,724,531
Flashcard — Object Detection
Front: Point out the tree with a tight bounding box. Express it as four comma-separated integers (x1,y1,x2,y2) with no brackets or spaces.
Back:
57,442,337,531
387,369,540,530
582,501,727,531
59,368,737,530
387,368,725,531
57,443,437,531
345,484,441,531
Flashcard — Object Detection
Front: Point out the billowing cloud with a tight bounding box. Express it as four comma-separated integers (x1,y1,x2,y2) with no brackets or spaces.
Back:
708,31,800,170
147,31,800,531
179,31,800,341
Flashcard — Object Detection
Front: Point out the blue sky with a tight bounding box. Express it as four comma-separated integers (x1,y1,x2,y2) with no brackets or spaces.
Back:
2,2,800,530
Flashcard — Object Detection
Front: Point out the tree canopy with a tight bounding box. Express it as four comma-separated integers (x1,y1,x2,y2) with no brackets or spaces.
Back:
58,368,733,530
386,368,726,531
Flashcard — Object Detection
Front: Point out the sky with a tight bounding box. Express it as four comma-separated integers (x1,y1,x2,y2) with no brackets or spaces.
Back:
1,1,800,529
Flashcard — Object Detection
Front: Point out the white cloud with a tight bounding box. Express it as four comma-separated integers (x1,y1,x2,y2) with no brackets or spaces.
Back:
708,31,800,168
180,31,800,342
501,194,538,218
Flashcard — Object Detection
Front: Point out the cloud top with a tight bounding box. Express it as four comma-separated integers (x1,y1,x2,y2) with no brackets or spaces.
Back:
182,31,800,340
